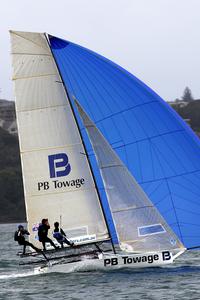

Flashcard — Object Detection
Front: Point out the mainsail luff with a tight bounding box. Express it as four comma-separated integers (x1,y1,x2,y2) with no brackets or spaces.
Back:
10,31,109,246
75,99,185,253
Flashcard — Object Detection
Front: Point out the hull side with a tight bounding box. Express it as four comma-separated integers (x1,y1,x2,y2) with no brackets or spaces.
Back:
35,250,183,274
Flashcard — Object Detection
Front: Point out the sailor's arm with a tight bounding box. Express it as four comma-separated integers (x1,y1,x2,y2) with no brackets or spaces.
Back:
61,228,66,236
23,230,30,235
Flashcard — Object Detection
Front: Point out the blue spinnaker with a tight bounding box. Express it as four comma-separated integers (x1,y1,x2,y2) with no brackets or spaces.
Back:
49,35,200,249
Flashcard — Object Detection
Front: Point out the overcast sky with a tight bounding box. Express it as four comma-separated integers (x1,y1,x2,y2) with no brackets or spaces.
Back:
1,0,200,101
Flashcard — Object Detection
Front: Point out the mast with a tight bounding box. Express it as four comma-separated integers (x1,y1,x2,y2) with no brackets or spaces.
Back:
45,33,116,253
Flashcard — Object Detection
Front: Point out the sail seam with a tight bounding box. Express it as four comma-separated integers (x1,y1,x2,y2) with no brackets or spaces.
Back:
112,206,136,213
178,222,200,228
20,143,83,153
16,103,70,113
169,179,200,199
175,206,200,216
113,205,153,213
81,128,186,151
95,100,158,124
101,164,123,169
139,169,200,185
166,178,183,242
114,129,185,149
13,73,57,80
12,53,51,56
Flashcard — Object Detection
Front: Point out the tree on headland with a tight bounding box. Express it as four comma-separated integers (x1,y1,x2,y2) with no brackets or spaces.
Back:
182,87,194,102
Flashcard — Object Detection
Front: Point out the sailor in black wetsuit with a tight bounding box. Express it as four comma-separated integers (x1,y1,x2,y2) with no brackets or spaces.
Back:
53,222,74,248
14,225,40,254
38,219,58,251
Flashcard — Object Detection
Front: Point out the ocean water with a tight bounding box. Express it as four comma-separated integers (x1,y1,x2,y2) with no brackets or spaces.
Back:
0,224,200,300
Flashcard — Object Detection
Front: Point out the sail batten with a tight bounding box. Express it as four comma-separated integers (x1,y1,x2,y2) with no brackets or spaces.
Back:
101,164,123,169
112,205,154,214
13,74,58,80
16,103,71,113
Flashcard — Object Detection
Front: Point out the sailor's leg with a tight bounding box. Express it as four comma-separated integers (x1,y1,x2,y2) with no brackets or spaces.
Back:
23,244,26,254
42,240,46,251
46,237,58,249
63,237,74,246
26,241,41,252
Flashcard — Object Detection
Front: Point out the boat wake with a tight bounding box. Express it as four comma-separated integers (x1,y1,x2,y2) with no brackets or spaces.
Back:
0,269,42,280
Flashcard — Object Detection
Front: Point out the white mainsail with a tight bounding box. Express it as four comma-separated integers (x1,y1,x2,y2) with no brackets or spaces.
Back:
75,100,185,253
10,31,109,246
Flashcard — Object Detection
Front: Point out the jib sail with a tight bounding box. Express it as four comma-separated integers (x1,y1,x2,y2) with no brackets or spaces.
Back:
75,99,184,253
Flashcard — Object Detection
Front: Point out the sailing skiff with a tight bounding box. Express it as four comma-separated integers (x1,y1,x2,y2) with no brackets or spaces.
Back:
10,31,200,273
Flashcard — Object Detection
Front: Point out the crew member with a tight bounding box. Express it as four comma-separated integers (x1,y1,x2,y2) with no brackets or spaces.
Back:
14,225,41,254
53,222,74,248
38,219,58,251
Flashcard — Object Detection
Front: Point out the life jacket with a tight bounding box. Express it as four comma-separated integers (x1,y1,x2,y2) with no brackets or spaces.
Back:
14,231,25,244
38,224,49,241
53,231,63,241
14,231,19,241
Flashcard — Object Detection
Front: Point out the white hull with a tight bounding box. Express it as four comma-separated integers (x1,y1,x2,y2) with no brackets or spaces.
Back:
34,250,184,274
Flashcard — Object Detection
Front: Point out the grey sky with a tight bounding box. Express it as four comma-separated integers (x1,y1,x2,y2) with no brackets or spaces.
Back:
1,0,200,101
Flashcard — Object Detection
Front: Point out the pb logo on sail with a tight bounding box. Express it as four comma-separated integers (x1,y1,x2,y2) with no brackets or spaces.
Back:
48,153,71,178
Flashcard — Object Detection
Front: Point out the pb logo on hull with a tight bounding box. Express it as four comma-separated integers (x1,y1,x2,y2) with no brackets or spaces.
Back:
48,153,71,178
